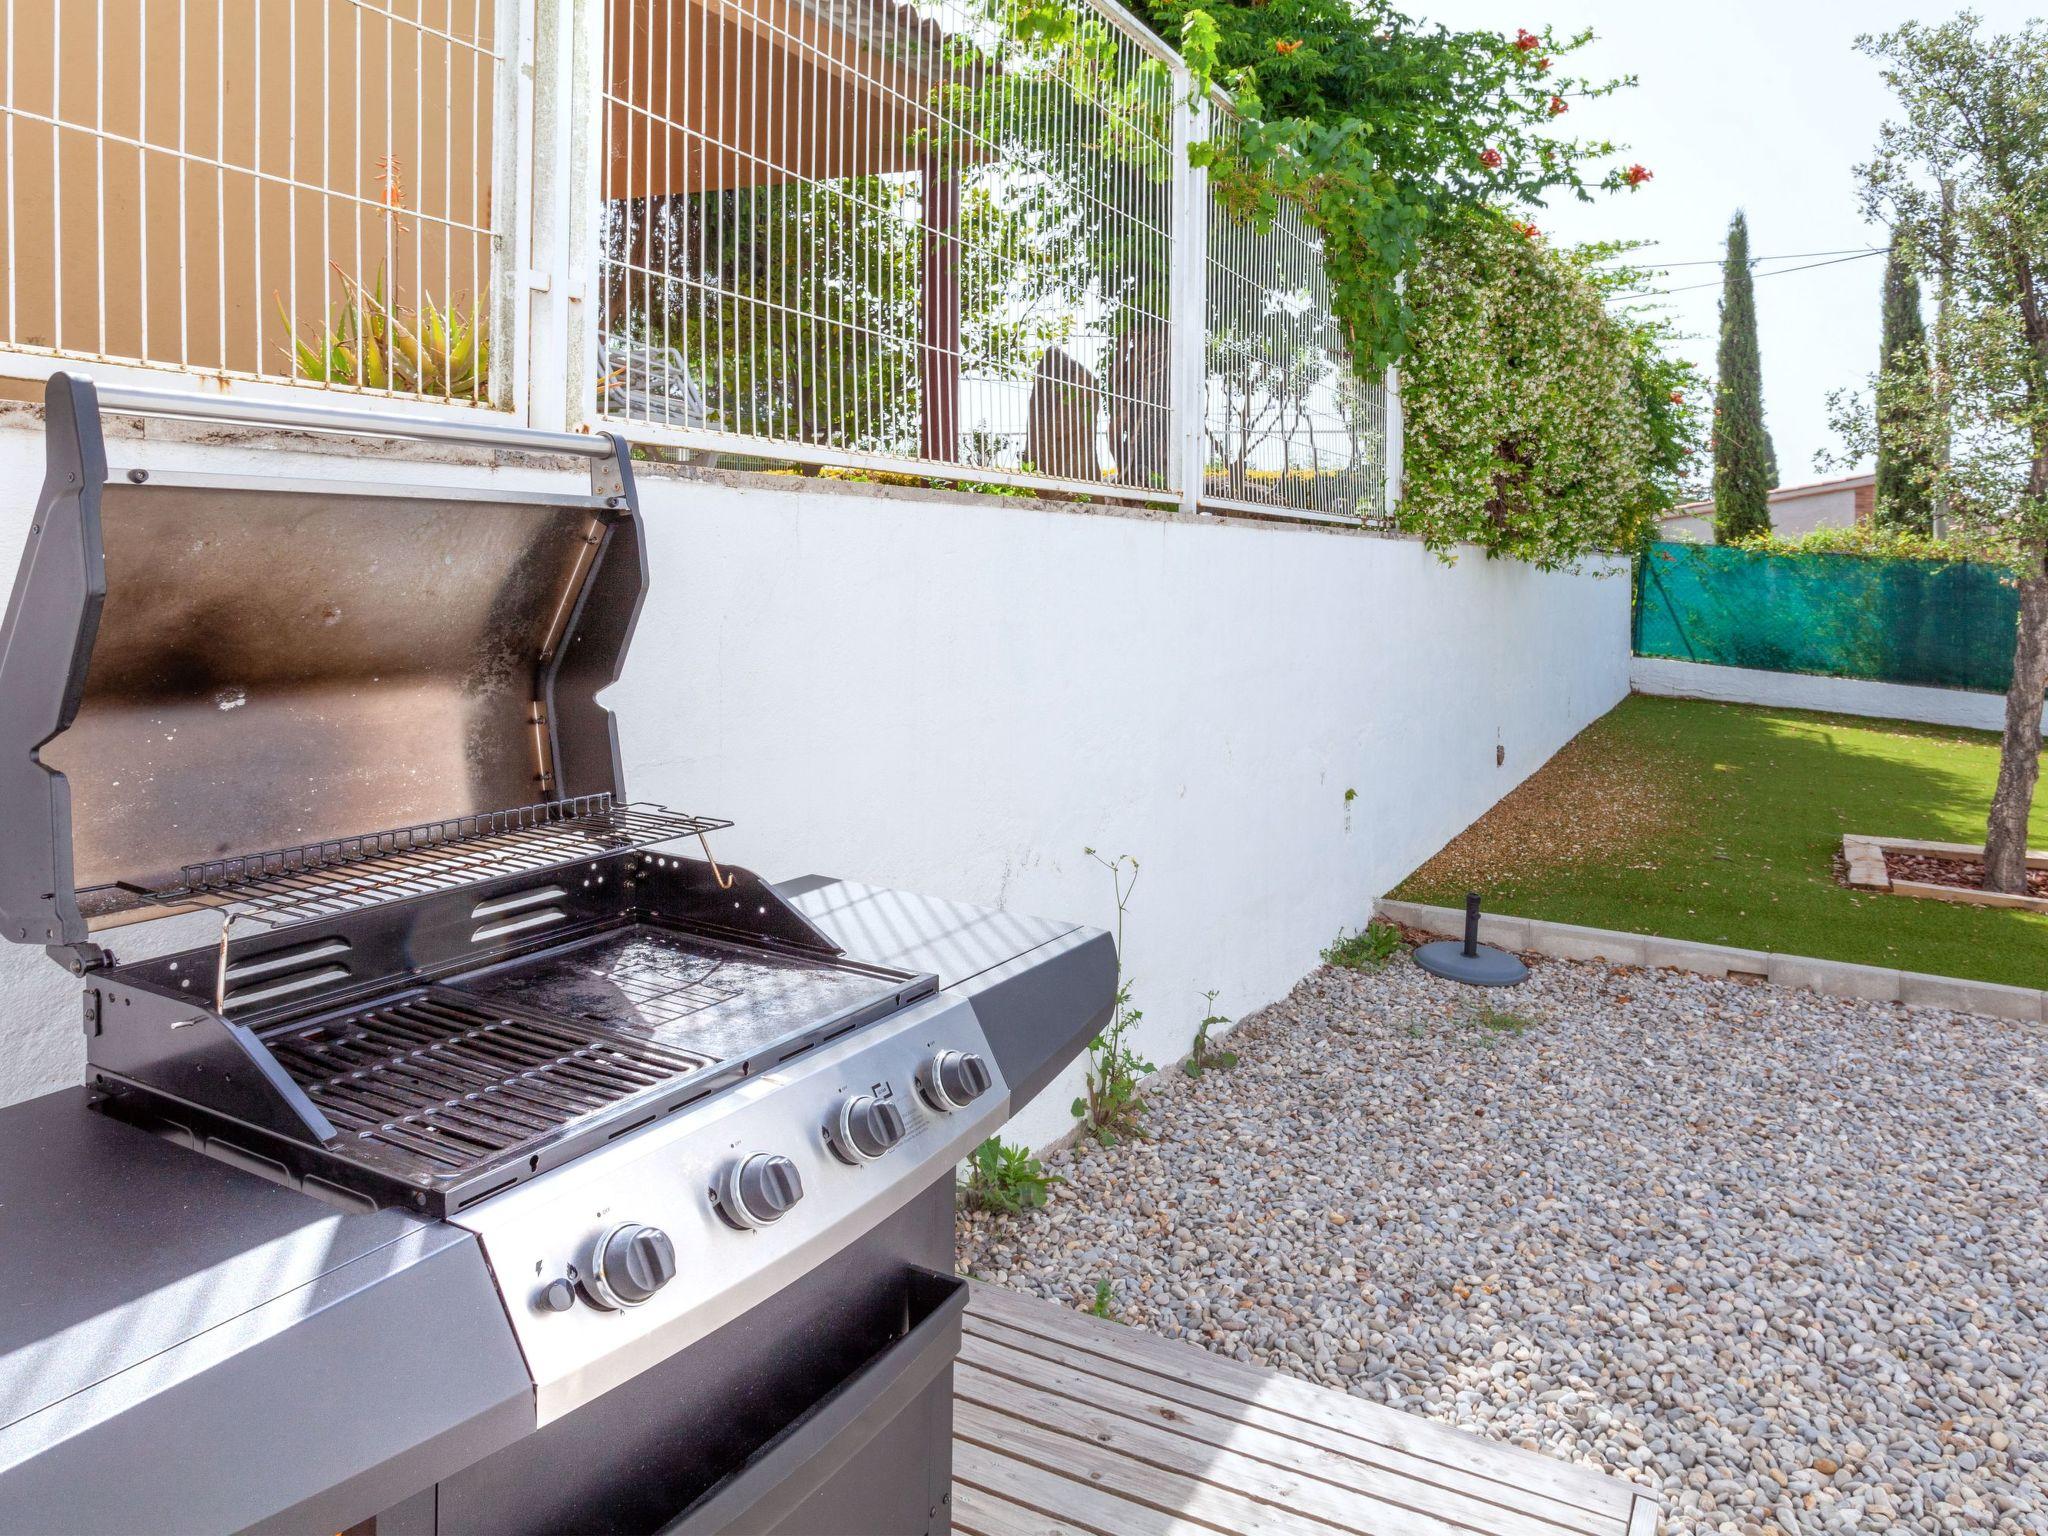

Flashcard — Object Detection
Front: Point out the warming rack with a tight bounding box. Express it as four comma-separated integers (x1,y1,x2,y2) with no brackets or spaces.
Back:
135,794,731,932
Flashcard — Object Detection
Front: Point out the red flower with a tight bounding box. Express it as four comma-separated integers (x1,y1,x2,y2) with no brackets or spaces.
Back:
1514,28,1541,50
1274,37,1303,54
1480,147,1504,168
1548,95,1568,115
1511,219,1539,241
1536,56,1552,73
1669,389,1684,404
1623,163,1654,188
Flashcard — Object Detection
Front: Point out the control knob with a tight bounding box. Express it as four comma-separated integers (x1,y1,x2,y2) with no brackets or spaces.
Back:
828,1093,908,1164
917,1050,992,1112
584,1222,677,1309
719,1152,805,1229
536,1277,578,1314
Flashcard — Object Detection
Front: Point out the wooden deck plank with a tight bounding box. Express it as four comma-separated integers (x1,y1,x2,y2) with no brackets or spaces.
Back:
959,1284,1659,1536
957,1398,1347,1536
961,1315,1621,1536
960,1363,1480,1536
953,1439,1223,1536
951,1480,1096,1536
967,1285,1637,1521
960,1335,1620,1536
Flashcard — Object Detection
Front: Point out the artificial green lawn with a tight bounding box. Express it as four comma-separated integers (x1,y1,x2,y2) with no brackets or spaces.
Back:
1395,694,2048,990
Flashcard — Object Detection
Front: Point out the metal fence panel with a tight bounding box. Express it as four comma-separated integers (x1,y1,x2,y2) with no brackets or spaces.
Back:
0,0,503,405
0,0,1400,523
1202,111,1386,522
597,0,1182,498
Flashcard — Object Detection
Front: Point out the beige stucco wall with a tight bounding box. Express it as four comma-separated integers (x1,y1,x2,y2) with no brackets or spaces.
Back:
1659,477,1873,545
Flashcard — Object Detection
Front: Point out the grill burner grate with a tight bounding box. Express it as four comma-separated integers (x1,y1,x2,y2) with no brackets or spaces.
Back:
132,794,730,931
263,990,714,1177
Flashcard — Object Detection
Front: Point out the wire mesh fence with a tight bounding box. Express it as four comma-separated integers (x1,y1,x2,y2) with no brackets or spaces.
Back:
598,0,1183,495
0,0,501,403
1202,112,1387,522
0,0,1396,521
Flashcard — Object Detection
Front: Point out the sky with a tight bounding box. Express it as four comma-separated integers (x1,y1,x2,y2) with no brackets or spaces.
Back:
1422,0,2041,488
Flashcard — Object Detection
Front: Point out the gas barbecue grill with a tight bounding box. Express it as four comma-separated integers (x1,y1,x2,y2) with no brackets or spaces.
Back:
0,375,1115,1535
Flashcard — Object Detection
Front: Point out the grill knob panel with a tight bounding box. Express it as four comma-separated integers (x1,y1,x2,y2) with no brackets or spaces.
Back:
720,1152,805,1229
918,1049,992,1112
586,1223,677,1309
829,1093,908,1164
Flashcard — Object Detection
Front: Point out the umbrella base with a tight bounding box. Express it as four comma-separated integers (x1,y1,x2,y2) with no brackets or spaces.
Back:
1414,939,1528,987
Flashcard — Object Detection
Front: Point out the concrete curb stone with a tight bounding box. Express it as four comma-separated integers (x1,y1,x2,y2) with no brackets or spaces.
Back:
1375,899,2045,1024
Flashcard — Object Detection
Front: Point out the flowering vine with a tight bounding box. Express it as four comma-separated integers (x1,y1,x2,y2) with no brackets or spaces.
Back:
1396,222,1708,566
1154,1,1653,377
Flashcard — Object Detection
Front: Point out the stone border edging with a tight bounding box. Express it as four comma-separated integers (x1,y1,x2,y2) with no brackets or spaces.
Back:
1842,833,2048,914
1374,899,2046,1024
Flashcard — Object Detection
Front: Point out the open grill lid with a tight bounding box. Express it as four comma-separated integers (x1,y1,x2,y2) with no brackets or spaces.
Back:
0,374,703,955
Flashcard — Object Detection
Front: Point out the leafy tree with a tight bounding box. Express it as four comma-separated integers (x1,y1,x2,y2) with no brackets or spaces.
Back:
1874,231,1939,532
1713,211,1773,538
1850,15,2048,894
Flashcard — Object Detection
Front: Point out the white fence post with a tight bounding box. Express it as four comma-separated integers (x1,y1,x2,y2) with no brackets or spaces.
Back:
1170,85,1210,517
564,0,607,434
1384,363,1404,519
519,0,595,432
495,0,535,420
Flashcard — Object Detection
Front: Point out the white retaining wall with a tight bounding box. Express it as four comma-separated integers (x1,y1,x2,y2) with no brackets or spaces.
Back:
1630,655,2029,736
0,410,1631,1148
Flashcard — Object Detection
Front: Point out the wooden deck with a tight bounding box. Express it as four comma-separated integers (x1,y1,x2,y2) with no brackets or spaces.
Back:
951,1284,1660,1536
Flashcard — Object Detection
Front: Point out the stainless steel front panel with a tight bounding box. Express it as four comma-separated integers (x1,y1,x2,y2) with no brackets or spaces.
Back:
451,994,1006,1424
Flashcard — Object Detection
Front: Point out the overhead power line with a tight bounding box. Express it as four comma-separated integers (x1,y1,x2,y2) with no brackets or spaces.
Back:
1615,248,1887,298
1592,245,1881,269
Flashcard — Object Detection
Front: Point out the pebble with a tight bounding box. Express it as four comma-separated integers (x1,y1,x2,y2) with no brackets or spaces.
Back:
956,953,2048,1536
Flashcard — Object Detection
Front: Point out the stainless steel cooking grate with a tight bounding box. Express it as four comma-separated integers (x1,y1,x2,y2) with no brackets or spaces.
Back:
262,990,714,1176
138,794,731,931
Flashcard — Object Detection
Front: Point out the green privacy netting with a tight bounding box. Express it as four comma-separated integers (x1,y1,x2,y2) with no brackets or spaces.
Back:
1634,541,2018,693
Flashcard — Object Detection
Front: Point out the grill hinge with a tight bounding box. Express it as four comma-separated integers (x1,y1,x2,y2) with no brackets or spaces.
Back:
48,940,112,976
530,701,555,792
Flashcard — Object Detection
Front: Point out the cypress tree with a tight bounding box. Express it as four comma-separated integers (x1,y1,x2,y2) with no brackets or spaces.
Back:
1712,211,1773,538
1874,231,1937,532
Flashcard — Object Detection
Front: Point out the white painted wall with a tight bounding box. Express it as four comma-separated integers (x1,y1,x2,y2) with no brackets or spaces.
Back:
1631,655,2028,736
0,411,1632,1148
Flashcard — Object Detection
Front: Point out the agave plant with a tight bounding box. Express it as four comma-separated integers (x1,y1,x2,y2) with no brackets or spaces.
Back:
278,264,488,399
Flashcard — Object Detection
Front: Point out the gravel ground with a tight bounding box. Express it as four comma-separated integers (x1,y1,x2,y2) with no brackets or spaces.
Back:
957,954,2048,1535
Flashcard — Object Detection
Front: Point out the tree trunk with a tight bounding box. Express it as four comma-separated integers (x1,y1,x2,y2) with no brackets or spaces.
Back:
1984,547,2048,892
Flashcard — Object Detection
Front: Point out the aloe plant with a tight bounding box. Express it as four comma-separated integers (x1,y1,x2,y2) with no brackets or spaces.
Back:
278,264,487,398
